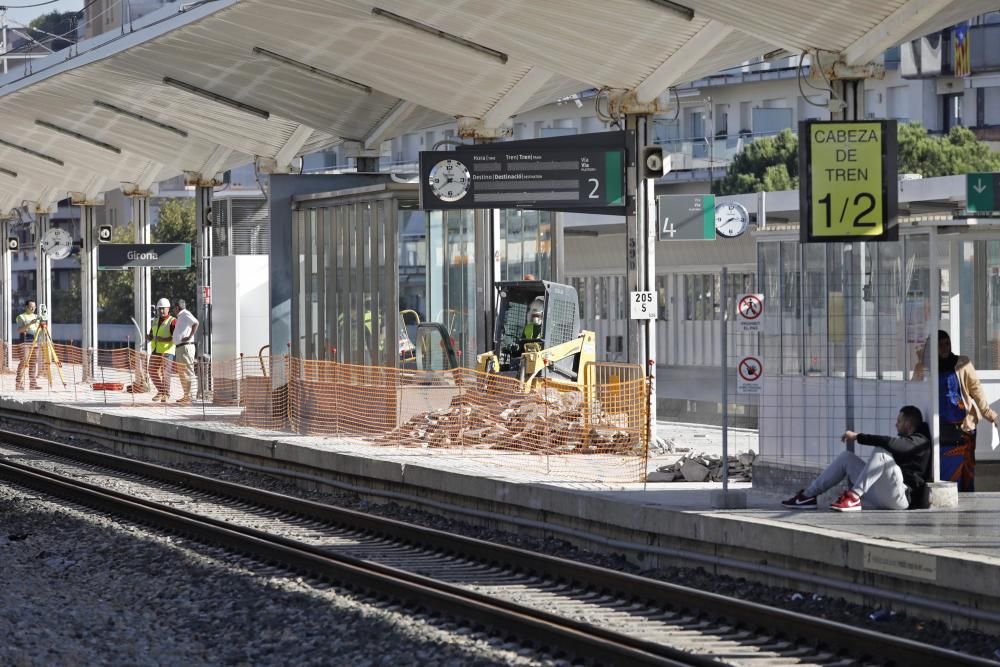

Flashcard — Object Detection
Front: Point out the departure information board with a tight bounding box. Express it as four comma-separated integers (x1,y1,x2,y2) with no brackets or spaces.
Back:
419,135,625,212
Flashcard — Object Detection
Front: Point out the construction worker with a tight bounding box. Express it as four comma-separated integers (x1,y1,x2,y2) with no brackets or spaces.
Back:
146,297,176,402
171,299,199,404
521,296,545,353
15,299,41,390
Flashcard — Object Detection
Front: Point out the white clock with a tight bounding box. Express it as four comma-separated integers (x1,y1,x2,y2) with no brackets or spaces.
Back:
428,158,471,203
715,202,750,238
40,227,73,260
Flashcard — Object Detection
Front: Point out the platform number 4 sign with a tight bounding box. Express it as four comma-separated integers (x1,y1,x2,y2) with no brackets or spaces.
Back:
630,291,657,320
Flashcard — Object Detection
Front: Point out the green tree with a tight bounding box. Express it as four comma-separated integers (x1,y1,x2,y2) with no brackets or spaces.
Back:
152,198,197,312
897,124,1000,177
97,224,135,324
28,10,77,51
715,123,1000,195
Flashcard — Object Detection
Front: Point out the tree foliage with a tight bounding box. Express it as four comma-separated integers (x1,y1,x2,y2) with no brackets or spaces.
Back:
97,198,198,325
97,224,135,324
151,199,197,313
714,123,1000,195
27,10,77,51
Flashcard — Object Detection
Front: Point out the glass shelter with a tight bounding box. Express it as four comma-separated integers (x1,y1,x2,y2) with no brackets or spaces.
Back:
289,182,560,369
756,221,1000,486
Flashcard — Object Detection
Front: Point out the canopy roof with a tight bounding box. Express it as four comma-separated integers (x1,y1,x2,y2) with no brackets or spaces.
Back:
0,0,992,209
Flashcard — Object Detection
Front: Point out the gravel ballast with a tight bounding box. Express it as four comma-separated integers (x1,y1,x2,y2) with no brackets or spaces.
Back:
1,416,999,662
0,486,557,666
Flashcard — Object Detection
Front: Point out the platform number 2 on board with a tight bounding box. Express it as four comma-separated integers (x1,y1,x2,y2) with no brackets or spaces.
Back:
630,291,657,320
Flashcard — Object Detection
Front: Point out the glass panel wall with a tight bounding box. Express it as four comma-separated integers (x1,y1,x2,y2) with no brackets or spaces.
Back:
802,244,826,375
757,233,931,380
427,209,478,366
780,240,801,375
497,209,556,281
904,234,930,381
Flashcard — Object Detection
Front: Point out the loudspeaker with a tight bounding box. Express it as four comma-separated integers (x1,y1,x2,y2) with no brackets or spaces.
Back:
98,225,113,242
641,145,666,179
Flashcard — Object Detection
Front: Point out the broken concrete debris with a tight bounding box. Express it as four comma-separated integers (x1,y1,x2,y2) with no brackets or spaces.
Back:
648,450,756,482
373,388,645,454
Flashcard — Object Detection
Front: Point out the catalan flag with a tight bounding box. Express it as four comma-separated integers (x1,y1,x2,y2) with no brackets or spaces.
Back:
954,22,971,78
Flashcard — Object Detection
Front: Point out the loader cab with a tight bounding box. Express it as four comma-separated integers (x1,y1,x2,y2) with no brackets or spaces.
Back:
491,280,582,378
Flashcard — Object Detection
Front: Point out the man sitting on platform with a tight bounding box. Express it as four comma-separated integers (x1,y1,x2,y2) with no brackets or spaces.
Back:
781,405,931,512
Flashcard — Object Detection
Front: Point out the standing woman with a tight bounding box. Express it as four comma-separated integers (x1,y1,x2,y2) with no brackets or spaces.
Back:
918,330,998,491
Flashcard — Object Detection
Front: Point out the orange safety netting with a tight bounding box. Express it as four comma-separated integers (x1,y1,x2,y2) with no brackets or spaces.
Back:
0,341,650,482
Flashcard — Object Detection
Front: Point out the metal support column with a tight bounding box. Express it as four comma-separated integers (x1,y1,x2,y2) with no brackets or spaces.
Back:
624,114,657,441
0,217,11,370
195,184,213,399
131,194,152,348
35,210,51,324
80,204,99,380
475,207,495,358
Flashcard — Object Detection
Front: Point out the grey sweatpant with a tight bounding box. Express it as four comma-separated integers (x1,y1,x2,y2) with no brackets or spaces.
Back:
805,449,909,510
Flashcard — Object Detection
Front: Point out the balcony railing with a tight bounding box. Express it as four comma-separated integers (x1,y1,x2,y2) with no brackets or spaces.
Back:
653,129,796,171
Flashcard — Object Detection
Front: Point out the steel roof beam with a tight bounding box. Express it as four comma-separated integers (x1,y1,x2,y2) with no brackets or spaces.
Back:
364,100,417,151
635,21,735,103
272,124,314,172
482,67,553,129
844,0,953,65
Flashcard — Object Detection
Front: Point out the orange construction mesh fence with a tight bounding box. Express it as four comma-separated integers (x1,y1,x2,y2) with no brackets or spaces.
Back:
0,342,650,482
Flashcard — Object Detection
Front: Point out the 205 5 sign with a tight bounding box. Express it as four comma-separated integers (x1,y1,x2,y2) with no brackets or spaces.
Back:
799,120,898,243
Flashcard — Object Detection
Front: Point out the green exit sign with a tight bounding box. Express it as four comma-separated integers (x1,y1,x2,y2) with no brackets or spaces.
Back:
967,173,1000,212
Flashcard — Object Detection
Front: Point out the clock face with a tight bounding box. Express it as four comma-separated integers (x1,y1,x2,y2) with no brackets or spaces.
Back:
428,159,471,203
41,227,73,260
715,202,749,238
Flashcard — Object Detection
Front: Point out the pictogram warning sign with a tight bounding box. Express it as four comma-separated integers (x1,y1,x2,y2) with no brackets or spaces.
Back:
736,293,764,333
737,356,762,395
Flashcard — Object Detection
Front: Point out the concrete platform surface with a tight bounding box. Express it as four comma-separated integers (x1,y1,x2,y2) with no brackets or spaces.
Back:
1,388,998,632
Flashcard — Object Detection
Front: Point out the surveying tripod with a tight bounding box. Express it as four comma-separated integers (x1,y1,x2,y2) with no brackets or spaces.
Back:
17,305,67,390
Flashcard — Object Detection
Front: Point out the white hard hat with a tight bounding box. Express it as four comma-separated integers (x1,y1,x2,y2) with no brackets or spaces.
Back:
529,296,544,316
156,298,171,309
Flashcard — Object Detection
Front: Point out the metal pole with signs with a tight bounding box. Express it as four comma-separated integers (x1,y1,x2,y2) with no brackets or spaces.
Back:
799,120,898,243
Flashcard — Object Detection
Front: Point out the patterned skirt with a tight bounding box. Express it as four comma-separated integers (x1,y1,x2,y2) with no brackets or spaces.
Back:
941,421,976,493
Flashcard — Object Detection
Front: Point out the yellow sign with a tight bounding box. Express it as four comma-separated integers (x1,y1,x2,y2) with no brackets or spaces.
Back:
808,122,885,238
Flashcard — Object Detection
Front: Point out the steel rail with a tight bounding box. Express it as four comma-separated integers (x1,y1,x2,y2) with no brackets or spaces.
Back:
1,430,995,667
0,457,702,667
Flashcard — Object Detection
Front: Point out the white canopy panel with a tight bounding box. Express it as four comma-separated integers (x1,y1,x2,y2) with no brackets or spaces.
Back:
0,0,992,208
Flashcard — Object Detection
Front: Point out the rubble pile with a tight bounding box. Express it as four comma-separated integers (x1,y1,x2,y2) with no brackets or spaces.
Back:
374,389,643,454
647,450,756,482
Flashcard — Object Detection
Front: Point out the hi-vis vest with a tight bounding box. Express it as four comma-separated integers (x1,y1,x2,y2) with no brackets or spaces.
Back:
150,317,176,355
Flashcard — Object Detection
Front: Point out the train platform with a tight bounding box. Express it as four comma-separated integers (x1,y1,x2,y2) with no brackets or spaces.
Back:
1,386,997,633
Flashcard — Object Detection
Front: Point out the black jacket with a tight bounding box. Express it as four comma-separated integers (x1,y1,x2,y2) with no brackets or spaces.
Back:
856,422,932,492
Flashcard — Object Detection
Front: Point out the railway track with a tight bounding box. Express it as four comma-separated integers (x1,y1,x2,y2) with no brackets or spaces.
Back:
0,429,992,667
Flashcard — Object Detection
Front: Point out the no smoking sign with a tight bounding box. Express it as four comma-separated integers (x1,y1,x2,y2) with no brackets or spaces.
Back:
737,356,763,395
736,293,764,333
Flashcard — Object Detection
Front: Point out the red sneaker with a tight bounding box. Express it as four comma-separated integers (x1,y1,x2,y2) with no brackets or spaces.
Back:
831,490,862,512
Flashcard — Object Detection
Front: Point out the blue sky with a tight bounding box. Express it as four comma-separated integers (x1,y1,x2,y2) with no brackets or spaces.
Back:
4,1,82,29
